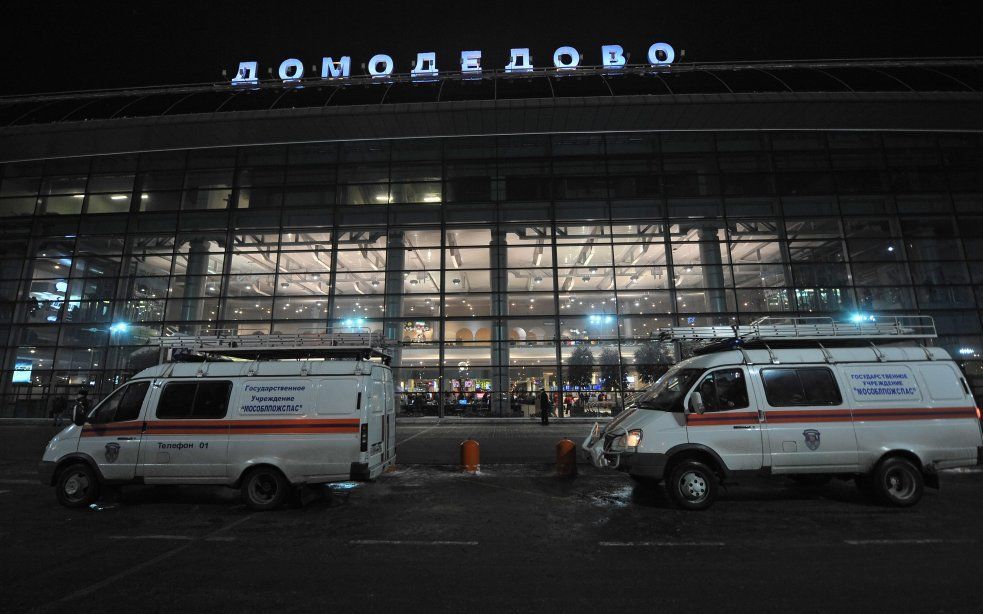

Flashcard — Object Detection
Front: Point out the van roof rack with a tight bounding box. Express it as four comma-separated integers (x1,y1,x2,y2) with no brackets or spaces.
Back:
656,315,936,344
150,328,393,364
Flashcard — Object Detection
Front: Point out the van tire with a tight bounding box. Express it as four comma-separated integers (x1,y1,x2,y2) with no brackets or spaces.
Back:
666,460,717,511
56,463,100,508
241,467,289,511
871,457,924,507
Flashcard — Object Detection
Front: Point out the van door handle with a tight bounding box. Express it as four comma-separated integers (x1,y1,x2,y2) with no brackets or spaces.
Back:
732,425,755,429
116,436,137,441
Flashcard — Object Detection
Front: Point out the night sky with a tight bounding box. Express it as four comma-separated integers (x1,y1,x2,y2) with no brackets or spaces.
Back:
2,0,981,96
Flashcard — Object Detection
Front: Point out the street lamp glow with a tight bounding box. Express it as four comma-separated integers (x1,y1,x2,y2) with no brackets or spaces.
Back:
110,322,129,333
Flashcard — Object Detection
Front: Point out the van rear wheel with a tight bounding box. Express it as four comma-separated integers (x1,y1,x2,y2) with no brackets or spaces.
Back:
666,460,718,511
56,463,100,508
241,467,289,511
871,457,924,507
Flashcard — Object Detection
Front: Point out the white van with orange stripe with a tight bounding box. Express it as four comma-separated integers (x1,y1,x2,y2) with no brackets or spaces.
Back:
584,317,983,510
39,358,396,510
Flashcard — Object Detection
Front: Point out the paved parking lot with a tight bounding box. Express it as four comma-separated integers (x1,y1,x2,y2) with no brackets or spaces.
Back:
2,425,983,613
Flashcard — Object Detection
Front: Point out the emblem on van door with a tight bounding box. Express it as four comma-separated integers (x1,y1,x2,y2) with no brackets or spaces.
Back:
104,442,120,463
802,429,821,451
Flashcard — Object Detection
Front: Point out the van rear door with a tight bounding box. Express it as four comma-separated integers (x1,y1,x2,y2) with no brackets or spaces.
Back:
366,375,387,469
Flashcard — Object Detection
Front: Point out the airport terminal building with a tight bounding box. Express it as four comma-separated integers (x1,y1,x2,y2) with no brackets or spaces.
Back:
1,56,982,417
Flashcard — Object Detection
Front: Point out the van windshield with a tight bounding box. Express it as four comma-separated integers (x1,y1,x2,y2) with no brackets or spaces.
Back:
632,368,704,412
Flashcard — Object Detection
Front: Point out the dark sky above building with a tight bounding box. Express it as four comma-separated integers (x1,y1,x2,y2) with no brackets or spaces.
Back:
2,0,981,96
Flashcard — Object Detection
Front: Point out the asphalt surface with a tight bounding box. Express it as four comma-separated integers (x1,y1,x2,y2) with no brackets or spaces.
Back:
2,425,983,613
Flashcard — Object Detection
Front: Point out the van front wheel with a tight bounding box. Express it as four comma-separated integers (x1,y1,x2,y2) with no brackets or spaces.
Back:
56,463,100,508
871,457,924,507
241,467,289,511
667,460,718,511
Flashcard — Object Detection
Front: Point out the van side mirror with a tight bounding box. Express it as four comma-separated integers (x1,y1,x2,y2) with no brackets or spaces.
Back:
688,392,705,415
72,407,87,427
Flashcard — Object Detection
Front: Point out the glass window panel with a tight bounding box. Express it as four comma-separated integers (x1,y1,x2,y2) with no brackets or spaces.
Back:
445,294,491,317
556,243,613,268
167,275,224,298
909,262,970,285
237,187,283,209
505,292,554,316
85,194,130,214
730,241,785,264
228,252,276,275
164,298,221,323
278,250,331,273
445,269,490,293
554,267,614,292
114,299,165,323
675,289,737,312
275,273,331,296
856,286,916,311
736,288,793,312
905,239,963,261
399,270,440,293
732,264,789,288
792,287,855,312
791,263,852,286
225,298,273,321
396,319,440,344
336,249,386,271
558,315,618,340
611,241,667,266
847,239,904,262
557,291,618,316
39,195,84,215
272,296,329,320
182,188,232,210
782,195,837,216
138,190,182,212
916,286,975,309
728,219,781,241
121,276,169,300
787,239,845,262
388,182,441,204
0,197,38,216
333,271,384,295
331,295,384,319
506,269,554,292
184,170,232,190
615,266,670,290
616,290,674,315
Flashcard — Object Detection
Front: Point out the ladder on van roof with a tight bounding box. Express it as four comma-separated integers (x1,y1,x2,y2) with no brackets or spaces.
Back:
655,315,937,343
150,328,393,364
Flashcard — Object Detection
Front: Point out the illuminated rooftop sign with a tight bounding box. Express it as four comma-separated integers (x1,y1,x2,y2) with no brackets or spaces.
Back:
231,43,675,85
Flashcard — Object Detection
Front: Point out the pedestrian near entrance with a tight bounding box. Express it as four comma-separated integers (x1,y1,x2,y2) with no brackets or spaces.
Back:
71,387,90,425
537,388,552,425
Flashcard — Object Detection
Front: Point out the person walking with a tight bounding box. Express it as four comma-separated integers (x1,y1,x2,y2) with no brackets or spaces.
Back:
537,388,552,425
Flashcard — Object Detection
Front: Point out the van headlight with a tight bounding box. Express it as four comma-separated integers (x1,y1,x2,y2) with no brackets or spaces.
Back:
625,429,643,449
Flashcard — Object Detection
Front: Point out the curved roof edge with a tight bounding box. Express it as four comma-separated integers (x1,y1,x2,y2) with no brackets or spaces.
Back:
2,90,982,164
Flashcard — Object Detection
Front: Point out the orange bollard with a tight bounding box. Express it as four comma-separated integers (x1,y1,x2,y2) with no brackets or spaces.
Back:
461,438,480,473
555,438,578,477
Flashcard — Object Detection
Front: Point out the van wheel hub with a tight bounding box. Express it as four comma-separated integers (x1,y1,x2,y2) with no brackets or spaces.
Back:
884,468,914,499
679,471,707,500
64,473,88,498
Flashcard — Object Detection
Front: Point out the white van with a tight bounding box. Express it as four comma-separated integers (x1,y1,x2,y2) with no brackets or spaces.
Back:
584,317,983,510
39,333,396,510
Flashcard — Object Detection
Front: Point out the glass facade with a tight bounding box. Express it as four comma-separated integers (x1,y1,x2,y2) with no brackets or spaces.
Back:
2,130,982,418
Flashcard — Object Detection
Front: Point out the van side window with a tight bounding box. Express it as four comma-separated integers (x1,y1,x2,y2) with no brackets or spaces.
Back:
90,382,150,424
696,369,749,412
762,368,842,407
157,381,232,419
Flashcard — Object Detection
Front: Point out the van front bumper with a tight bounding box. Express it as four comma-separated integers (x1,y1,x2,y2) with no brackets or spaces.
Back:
618,452,668,479
38,460,56,485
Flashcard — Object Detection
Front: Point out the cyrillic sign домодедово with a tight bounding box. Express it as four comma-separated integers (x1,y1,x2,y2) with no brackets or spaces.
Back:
230,43,674,85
